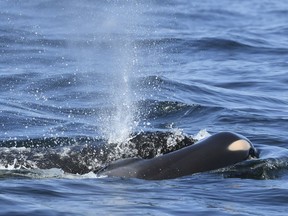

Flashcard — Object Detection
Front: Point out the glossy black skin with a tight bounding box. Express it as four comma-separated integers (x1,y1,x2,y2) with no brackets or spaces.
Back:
97,132,257,180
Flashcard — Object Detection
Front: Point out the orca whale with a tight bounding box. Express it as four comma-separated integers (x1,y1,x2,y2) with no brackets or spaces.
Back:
97,132,258,180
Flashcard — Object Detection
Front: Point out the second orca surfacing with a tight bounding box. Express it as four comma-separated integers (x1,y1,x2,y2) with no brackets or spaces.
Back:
97,132,258,180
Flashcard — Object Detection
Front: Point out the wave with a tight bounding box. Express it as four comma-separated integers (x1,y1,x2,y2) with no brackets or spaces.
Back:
133,36,288,57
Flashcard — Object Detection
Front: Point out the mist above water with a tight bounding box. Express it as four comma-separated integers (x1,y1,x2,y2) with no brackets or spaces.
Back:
98,2,145,143
66,1,152,143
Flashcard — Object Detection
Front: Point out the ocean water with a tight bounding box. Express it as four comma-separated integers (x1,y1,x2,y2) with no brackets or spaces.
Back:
1,0,288,215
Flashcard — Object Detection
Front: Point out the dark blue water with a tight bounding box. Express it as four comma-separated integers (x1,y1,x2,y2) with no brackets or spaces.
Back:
1,0,288,215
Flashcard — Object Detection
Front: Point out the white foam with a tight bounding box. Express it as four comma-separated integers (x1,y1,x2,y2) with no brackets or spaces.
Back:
193,129,211,141
166,128,186,147
0,158,18,170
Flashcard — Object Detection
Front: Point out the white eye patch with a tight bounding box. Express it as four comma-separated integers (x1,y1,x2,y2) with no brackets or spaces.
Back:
227,139,251,151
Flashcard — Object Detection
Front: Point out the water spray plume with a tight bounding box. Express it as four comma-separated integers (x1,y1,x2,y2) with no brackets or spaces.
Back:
98,1,144,143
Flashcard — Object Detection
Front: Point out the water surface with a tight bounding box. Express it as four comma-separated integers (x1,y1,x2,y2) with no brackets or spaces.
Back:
1,0,288,215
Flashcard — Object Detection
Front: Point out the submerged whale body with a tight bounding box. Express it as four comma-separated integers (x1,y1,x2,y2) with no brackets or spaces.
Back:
0,131,195,174
0,131,258,179
97,132,258,180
